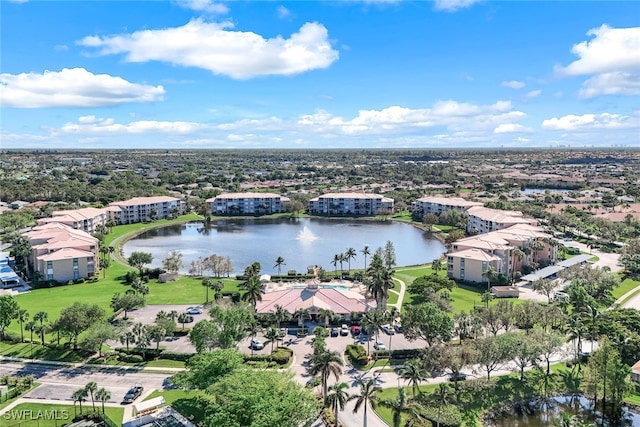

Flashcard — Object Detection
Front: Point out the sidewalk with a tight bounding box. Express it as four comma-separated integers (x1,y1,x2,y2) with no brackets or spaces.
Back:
0,355,185,372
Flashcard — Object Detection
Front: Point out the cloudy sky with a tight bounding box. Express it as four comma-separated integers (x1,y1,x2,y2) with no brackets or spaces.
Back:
1,0,639,149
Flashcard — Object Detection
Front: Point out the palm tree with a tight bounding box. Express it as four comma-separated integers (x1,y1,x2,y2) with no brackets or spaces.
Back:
317,308,335,328
17,309,28,343
325,382,350,427
120,331,136,351
294,308,310,328
481,266,497,293
99,258,110,278
264,327,279,353
274,256,286,277
350,378,382,427
72,388,88,414
398,359,428,396
85,381,97,411
202,277,213,303
345,248,357,274
365,255,394,306
510,247,525,283
273,305,291,330
431,258,442,275
379,387,419,427
308,349,344,398
95,388,110,414
361,246,371,272
25,321,36,343
332,254,341,276
240,277,263,309
212,280,224,300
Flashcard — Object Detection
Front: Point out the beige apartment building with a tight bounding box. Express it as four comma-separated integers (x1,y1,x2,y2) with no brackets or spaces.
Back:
466,206,538,234
36,207,108,233
207,192,290,215
413,196,483,215
447,248,502,284
308,192,394,216
22,223,99,282
107,196,184,224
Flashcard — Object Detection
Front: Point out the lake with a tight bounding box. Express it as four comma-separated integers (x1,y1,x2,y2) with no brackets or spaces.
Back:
122,217,445,276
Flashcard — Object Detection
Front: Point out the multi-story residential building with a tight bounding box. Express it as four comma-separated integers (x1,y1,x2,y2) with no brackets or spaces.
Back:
22,223,98,282
466,206,538,234
36,207,108,233
308,192,394,216
447,223,558,283
413,196,483,216
207,192,290,215
447,248,502,284
107,196,184,224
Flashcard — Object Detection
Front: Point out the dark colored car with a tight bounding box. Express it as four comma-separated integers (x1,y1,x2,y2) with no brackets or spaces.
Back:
330,327,339,337
121,385,144,404
448,373,467,382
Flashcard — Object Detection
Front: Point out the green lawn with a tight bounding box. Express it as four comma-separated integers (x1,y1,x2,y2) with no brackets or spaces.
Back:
145,389,207,423
625,391,640,406
0,342,89,362
5,403,123,427
612,278,640,300
0,383,40,411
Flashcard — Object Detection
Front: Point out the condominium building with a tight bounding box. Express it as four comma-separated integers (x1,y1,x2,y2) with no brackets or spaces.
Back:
207,192,290,215
36,207,108,233
466,206,538,234
413,196,483,215
447,248,502,284
107,196,184,224
308,192,394,216
22,223,99,282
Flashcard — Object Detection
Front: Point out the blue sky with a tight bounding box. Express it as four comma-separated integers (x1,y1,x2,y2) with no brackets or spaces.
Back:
1,0,639,149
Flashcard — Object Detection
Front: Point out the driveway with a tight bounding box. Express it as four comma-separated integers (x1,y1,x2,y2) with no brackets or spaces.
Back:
563,240,622,272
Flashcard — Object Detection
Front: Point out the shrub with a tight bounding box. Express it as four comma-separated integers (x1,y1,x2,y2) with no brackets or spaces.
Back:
73,278,85,284
372,348,422,360
231,292,241,303
173,328,190,336
271,347,293,365
117,354,144,363
159,352,193,362
346,344,368,366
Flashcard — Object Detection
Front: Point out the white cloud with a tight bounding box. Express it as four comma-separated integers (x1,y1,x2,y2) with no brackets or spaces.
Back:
174,0,228,15
58,117,207,134
558,25,640,76
501,80,525,89
525,89,542,99
494,123,532,134
434,0,482,12
0,68,165,108
542,111,640,131
579,72,640,98
78,19,339,79
276,5,291,19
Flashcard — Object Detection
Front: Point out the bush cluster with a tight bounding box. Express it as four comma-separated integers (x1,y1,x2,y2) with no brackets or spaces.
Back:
372,348,422,360
345,344,368,366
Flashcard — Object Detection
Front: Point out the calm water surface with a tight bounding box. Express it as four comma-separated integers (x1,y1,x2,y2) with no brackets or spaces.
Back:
122,218,445,275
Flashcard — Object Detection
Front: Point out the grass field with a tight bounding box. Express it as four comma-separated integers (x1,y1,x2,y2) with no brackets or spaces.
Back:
612,278,640,300
145,389,206,423
4,403,123,427
0,342,89,362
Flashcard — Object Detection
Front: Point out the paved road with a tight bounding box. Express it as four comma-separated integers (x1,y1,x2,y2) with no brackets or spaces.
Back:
563,240,622,272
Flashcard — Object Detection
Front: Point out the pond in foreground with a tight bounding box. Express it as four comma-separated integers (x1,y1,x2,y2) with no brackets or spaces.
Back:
122,217,445,276
491,395,640,427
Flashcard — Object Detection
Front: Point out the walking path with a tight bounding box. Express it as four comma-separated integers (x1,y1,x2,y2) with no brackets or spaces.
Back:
387,277,407,310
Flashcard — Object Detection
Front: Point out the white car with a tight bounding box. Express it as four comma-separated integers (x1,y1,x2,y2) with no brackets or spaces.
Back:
381,324,395,335
186,307,202,315
373,341,386,351
250,339,264,350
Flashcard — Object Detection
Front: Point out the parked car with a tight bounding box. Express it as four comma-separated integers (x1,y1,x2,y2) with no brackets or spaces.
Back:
250,339,264,350
121,385,144,404
381,324,395,335
394,323,403,333
186,307,202,315
553,291,569,301
448,372,467,382
330,327,339,337
373,341,386,351
340,324,350,336
350,325,361,336
278,327,287,338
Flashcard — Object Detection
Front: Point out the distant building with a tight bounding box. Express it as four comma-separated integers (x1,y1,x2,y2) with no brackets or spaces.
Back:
466,206,538,234
631,360,640,385
22,223,99,282
207,192,290,215
413,196,482,215
107,196,184,224
447,248,502,283
308,192,394,216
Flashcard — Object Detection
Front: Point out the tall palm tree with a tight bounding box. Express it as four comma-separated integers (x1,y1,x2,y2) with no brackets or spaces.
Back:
273,305,291,330
264,327,279,353
120,331,136,351
317,308,335,328
308,348,344,398
294,308,310,328
431,258,442,275
481,266,497,293
361,246,371,272
274,256,286,276
332,254,341,276
25,320,36,343
17,309,28,343
365,255,394,306
325,382,350,427
240,277,264,309
510,247,525,283
398,359,428,396
379,387,419,427
95,388,111,414
345,248,357,274
85,381,98,411
202,277,213,303
72,388,88,414
350,378,382,427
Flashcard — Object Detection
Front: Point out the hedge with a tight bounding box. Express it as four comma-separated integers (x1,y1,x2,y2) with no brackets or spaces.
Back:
114,347,193,362
345,344,368,366
243,347,292,366
372,348,422,360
